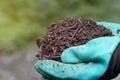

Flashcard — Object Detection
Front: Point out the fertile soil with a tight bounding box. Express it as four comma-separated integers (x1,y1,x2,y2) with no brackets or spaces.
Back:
36,17,112,61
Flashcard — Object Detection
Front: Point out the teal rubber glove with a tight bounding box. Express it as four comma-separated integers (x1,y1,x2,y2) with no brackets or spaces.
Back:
35,22,120,80
97,22,120,37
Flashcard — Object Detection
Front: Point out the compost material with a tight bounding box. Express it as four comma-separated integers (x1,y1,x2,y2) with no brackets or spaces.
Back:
36,17,112,61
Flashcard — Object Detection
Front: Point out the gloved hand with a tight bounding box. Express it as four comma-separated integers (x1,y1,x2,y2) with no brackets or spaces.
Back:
34,22,120,80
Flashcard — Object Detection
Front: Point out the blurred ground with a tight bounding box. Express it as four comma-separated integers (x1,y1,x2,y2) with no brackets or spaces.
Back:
0,46,42,80
0,46,120,80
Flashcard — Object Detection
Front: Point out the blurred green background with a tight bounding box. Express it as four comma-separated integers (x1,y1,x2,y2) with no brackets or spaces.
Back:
1,0,120,80
0,0,120,53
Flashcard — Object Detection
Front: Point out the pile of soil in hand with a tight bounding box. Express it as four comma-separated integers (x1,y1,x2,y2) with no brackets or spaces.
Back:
36,17,112,61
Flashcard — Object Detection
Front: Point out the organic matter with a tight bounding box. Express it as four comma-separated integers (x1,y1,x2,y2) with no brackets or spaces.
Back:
36,18,112,61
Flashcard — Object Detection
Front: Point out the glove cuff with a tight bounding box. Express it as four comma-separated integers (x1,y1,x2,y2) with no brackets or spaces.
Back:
99,43,120,80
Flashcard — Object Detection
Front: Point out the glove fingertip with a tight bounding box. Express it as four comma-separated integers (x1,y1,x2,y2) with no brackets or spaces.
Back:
34,60,50,70
34,60,41,72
